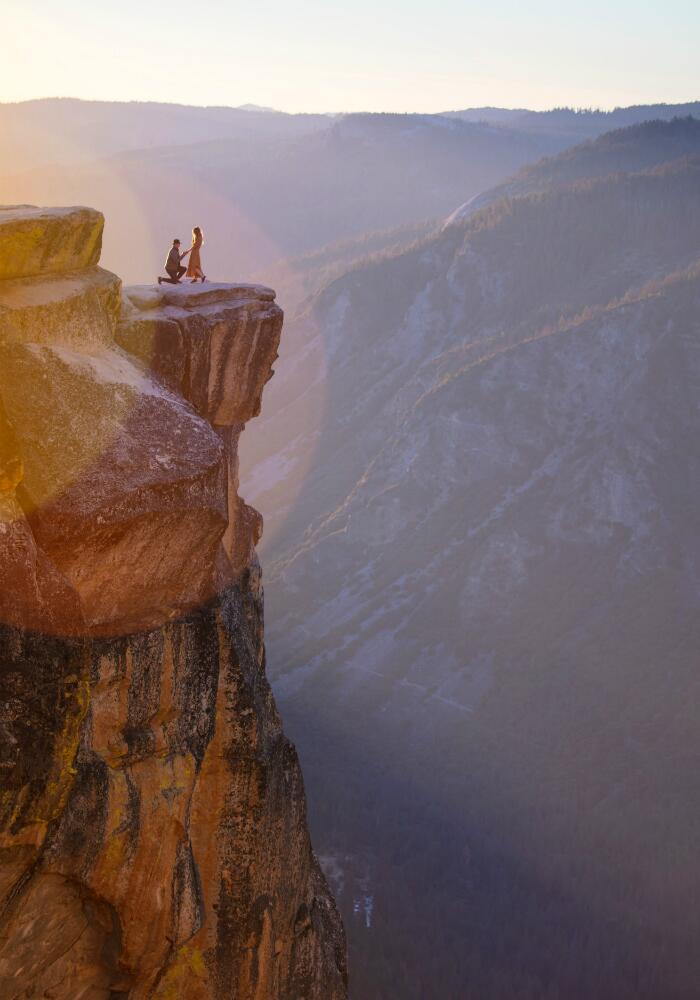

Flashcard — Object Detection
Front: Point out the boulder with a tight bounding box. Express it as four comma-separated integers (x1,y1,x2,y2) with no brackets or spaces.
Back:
0,206,103,280
0,267,121,347
1,338,227,633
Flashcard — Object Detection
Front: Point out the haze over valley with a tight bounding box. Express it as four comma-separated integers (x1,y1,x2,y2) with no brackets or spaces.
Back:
2,93,699,998
2,98,699,284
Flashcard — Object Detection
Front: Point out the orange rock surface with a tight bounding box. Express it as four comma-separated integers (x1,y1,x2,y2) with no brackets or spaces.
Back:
0,207,347,999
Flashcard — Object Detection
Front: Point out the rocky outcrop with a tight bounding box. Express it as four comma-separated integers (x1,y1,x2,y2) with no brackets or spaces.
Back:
0,206,347,999
0,205,103,280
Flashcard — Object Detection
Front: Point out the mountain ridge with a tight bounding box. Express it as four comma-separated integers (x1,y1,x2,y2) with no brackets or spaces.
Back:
236,120,700,998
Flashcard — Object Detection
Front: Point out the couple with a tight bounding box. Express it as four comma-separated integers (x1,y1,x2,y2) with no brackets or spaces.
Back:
158,227,206,285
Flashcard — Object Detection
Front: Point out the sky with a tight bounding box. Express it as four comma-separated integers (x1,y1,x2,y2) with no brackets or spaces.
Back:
2,0,699,113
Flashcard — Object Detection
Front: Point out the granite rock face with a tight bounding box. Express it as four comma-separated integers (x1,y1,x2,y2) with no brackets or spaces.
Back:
118,282,281,425
0,207,347,999
0,205,103,281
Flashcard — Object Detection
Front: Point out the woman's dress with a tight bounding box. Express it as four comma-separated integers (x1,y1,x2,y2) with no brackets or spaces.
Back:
186,236,203,277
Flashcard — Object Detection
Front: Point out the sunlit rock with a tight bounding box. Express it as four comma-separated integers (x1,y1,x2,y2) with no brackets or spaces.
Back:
0,205,103,280
0,207,347,1000
118,281,283,424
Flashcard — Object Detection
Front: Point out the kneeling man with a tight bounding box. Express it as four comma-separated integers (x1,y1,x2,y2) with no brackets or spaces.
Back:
158,238,189,285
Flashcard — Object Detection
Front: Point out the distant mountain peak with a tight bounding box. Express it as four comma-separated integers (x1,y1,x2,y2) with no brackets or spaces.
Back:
236,102,281,113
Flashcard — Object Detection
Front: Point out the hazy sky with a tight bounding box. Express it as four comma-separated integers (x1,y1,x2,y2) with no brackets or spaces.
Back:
3,0,699,113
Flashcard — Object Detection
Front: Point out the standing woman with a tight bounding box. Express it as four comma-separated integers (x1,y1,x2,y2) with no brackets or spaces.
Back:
186,226,206,283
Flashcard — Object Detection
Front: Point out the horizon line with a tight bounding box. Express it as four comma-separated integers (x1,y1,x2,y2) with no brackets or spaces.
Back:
2,94,700,117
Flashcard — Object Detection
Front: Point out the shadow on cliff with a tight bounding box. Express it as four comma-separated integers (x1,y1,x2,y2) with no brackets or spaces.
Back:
235,228,700,995
279,685,698,1000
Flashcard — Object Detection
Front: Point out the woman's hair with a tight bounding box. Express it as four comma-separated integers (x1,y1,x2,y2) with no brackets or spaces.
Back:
192,226,203,243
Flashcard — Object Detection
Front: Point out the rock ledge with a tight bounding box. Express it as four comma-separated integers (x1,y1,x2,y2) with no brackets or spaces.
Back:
0,205,103,280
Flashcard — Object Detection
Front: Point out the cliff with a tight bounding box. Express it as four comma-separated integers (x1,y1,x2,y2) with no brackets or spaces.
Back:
0,206,347,999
